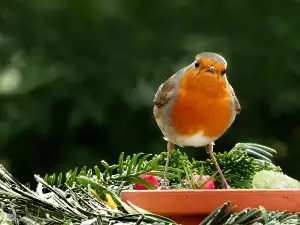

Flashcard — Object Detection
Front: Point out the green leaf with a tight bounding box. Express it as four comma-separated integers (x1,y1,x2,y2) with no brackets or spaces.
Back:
144,156,160,171
44,174,48,183
57,172,62,187
235,208,260,224
94,166,101,179
136,215,145,225
218,205,237,223
118,152,124,176
198,165,204,187
244,149,272,162
126,153,143,175
146,171,177,179
125,155,131,163
87,168,93,178
125,176,155,190
226,208,249,224
110,165,119,171
77,176,120,205
200,205,224,225
208,201,231,224
66,167,78,187
259,205,269,224
119,200,139,214
246,143,277,154
156,165,183,173
50,173,56,186
79,166,87,176
245,146,273,158
132,153,144,169
177,172,185,187
101,160,112,176
136,154,152,172
183,165,193,189
62,219,72,225
280,214,299,223
197,171,218,189
152,156,160,168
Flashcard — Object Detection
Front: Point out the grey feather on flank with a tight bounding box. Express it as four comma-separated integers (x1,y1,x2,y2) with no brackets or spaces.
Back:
153,69,184,107
222,74,241,114
228,83,241,114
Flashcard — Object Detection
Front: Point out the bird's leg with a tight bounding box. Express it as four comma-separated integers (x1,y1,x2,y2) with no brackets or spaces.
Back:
161,141,174,189
205,143,230,189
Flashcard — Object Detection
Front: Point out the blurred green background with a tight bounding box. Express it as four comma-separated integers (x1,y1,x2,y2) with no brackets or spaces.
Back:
1,0,300,184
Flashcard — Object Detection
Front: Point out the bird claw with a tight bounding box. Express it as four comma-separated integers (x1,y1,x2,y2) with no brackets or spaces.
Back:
158,185,169,190
222,181,231,189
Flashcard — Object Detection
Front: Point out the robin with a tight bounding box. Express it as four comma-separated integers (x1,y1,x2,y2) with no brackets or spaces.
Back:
153,52,241,189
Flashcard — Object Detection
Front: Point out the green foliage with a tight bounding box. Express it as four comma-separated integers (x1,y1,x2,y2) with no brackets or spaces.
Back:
0,142,299,224
192,143,281,189
231,143,278,164
44,152,180,196
0,165,178,225
43,143,282,190
252,170,300,189
157,149,191,172
3,161,300,225
156,143,281,189
0,209,13,225
105,152,179,184
201,201,300,225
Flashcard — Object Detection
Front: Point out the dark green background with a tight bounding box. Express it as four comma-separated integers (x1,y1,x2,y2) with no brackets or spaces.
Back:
1,0,300,184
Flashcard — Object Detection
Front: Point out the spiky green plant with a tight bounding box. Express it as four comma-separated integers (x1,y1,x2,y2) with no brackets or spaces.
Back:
200,201,300,225
192,143,281,188
44,152,180,197
0,165,178,225
0,142,299,225
43,142,281,190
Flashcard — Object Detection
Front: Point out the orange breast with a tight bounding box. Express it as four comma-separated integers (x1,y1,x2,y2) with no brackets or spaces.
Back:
171,68,233,138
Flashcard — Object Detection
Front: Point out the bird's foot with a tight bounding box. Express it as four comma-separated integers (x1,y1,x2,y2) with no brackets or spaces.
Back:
158,179,169,190
158,186,169,190
222,181,231,189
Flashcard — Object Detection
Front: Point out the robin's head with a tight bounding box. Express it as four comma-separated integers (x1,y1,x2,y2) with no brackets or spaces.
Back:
180,52,230,96
191,52,227,77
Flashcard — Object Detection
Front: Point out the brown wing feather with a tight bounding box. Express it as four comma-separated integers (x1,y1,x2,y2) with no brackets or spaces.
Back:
153,73,180,107
228,84,241,114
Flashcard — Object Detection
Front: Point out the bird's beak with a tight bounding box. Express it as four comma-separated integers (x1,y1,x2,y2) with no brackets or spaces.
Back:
205,66,215,73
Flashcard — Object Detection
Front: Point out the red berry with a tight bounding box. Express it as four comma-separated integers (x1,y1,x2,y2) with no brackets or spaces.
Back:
135,175,159,190
194,175,215,189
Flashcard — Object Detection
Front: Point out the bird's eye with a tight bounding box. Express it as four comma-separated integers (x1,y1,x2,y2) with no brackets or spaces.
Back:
221,68,226,76
194,61,200,69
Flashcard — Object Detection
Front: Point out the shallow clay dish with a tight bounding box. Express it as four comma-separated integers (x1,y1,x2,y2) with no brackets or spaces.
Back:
121,189,300,225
